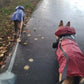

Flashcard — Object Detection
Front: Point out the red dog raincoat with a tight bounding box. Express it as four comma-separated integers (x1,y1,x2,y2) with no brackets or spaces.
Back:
55,27,84,77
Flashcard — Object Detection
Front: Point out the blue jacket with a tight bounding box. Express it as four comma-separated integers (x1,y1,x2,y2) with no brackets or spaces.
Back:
11,9,25,22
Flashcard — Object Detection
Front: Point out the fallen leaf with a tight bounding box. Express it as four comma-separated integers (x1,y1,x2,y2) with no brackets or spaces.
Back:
29,58,34,62
0,47,3,50
0,61,4,65
34,38,38,40
23,30,26,33
9,53,12,56
1,65,5,69
27,30,31,33
27,34,31,37
0,38,2,40
2,47,7,50
3,44,5,46
24,65,30,70
17,38,21,42
0,54,4,57
2,50,7,54
8,36,11,39
24,42,27,45
41,36,45,39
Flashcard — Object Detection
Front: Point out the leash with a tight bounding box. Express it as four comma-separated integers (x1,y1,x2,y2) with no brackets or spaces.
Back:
56,43,69,84
8,12,23,72
59,43,69,82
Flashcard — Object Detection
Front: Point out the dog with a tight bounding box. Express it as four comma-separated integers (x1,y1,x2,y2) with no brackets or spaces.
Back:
53,20,84,84
11,6,25,39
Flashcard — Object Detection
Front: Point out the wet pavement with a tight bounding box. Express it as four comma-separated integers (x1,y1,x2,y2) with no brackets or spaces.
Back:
12,0,84,84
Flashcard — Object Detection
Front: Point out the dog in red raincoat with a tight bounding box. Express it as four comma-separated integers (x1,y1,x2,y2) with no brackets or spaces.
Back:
53,20,84,84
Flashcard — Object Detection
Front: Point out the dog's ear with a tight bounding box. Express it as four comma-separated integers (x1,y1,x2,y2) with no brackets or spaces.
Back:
66,21,70,27
59,20,63,27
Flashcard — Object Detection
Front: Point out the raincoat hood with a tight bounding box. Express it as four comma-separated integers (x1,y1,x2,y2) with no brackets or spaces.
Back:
55,27,76,37
15,6,25,11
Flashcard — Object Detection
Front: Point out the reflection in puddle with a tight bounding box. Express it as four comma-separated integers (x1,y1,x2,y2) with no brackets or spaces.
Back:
71,0,84,10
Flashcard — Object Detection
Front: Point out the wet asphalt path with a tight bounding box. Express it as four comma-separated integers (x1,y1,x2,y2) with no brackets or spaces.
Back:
12,0,84,84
